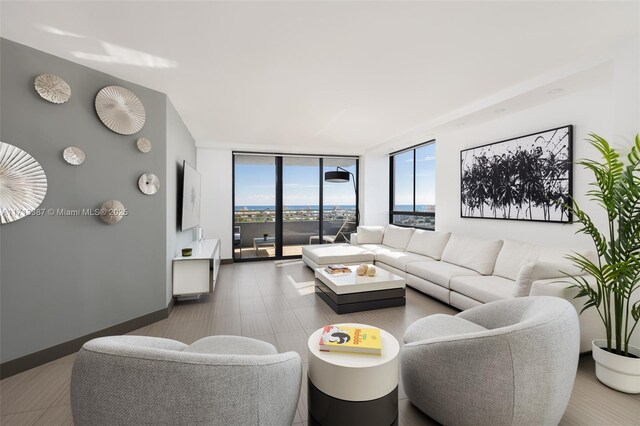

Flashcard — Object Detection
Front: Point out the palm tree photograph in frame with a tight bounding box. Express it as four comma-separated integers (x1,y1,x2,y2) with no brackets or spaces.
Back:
460,125,572,222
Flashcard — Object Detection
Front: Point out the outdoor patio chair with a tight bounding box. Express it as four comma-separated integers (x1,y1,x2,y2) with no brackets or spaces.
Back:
309,220,354,244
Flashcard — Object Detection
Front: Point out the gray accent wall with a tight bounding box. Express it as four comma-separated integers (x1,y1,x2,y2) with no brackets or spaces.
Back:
0,39,194,362
166,99,196,304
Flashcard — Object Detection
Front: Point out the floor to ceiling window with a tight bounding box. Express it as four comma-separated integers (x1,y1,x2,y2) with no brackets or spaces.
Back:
233,153,359,261
389,141,436,230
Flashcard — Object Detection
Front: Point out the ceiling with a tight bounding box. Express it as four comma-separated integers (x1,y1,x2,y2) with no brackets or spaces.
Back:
1,1,638,154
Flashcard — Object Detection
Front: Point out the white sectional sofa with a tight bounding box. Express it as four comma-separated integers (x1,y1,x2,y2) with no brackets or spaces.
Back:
302,224,602,352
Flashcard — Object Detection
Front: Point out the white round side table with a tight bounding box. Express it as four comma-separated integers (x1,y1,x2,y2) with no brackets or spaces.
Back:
307,323,400,426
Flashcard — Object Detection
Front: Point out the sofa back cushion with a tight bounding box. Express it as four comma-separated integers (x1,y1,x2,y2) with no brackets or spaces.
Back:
405,230,451,260
441,235,503,275
356,226,385,244
538,246,598,270
382,225,415,250
514,260,590,297
493,240,540,280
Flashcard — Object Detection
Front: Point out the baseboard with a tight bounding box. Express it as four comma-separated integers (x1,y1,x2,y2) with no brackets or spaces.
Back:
0,303,171,379
221,258,233,264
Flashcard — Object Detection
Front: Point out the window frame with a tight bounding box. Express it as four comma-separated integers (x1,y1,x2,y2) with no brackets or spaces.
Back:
388,140,436,230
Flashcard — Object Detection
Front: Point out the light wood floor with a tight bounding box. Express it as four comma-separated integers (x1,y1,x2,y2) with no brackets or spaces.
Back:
1,260,639,425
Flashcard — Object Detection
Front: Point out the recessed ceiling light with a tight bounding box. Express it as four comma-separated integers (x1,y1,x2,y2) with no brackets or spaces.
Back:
548,88,563,94
494,108,506,113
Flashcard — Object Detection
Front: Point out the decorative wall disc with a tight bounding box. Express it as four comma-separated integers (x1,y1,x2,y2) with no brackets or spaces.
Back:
95,86,146,135
0,141,48,224
136,137,152,153
63,147,85,165
99,200,126,224
34,74,71,104
138,173,160,195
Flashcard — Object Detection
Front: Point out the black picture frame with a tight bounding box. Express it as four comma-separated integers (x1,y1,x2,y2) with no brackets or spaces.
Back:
460,125,573,223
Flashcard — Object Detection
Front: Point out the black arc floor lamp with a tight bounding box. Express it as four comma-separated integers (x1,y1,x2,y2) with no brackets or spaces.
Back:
324,166,359,226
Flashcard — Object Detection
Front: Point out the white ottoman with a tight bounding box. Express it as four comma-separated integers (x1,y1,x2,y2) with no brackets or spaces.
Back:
302,244,375,269
307,323,400,425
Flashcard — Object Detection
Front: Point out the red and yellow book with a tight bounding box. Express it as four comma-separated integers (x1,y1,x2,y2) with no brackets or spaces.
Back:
319,325,382,355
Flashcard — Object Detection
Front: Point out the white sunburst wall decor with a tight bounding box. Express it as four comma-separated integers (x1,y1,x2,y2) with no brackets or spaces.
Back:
95,86,146,135
34,74,71,104
0,141,48,224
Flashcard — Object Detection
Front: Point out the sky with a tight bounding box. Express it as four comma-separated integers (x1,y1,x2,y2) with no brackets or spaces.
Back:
234,157,358,207
234,149,435,208
394,143,436,207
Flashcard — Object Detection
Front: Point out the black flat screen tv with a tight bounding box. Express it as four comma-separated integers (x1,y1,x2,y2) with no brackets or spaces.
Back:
181,160,201,231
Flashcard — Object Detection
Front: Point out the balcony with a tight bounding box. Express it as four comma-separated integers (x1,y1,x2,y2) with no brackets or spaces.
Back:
233,219,355,259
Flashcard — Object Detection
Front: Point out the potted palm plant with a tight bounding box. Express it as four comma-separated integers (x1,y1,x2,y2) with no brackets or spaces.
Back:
566,134,640,394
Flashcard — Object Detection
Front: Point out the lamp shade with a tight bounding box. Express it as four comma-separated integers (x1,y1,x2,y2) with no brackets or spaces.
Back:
324,170,351,183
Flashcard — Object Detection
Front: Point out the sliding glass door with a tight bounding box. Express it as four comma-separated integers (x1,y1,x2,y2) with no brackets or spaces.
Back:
282,157,320,256
233,155,277,260
233,153,358,261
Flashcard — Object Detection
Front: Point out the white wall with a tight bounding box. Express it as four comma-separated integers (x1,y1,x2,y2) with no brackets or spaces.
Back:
197,148,234,259
436,83,612,249
433,41,638,250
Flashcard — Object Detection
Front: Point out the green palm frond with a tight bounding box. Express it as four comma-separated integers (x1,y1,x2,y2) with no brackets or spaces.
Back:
566,133,640,356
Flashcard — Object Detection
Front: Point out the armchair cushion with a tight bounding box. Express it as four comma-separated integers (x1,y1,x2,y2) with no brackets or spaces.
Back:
403,314,487,344
184,336,277,356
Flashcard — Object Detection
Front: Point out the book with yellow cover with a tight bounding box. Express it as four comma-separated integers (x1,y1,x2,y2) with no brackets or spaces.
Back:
318,325,382,355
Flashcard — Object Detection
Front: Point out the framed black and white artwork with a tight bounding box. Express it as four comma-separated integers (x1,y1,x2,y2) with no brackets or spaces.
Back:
460,125,572,223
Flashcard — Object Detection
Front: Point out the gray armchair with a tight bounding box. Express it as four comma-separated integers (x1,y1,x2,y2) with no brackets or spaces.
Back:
71,335,302,425
401,296,579,426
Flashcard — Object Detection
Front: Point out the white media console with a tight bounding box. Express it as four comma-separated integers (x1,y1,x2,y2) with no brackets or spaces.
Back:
173,239,221,298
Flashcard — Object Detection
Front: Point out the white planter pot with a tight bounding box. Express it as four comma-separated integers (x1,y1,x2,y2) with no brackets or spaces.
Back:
592,340,640,394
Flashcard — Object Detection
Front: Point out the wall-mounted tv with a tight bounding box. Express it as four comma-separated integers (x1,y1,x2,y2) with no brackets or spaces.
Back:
181,160,201,231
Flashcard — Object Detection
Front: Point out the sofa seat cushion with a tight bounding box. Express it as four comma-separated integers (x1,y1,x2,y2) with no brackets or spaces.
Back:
358,244,402,255
449,275,515,304
405,230,451,260
406,261,479,289
403,314,487,344
302,244,374,265
382,225,415,250
441,235,503,275
376,251,433,271
184,336,277,356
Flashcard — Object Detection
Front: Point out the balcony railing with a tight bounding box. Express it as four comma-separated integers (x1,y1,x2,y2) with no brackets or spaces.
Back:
233,219,355,259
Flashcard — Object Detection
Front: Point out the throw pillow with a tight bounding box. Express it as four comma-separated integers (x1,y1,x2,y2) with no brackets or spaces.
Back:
514,262,536,297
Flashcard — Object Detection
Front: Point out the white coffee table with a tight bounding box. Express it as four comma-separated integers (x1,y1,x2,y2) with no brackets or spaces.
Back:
314,265,406,314
307,323,400,425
